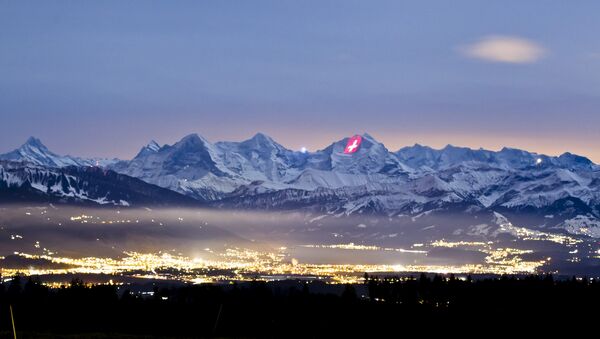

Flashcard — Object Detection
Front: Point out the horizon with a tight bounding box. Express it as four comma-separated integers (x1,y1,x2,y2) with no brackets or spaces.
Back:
3,132,596,164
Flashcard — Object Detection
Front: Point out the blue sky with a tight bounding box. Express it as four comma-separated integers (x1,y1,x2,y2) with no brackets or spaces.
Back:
1,1,600,161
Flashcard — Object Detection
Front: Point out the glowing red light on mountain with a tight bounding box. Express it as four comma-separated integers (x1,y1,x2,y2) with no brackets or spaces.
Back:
344,135,362,154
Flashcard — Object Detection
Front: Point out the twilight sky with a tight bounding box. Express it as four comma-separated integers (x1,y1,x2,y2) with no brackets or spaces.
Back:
1,1,600,161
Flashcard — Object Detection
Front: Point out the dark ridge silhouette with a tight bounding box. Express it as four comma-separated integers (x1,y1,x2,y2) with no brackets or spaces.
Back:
0,273,598,337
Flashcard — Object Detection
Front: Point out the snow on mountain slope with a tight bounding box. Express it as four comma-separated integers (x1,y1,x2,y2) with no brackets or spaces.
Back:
135,140,161,158
0,137,119,168
396,143,598,171
557,214,600,238
395,144,439,171
323,133,411,175
105,132,600,216
0,137,81,167
109,133,415,200
0,161,197,206
110,133,250,200
493,169,600,209
3,133,600,217
215,133,307,183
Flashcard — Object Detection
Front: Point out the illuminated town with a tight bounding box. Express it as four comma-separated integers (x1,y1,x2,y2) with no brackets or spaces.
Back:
1,209,598,286
1,241,550,285
3,2,600,335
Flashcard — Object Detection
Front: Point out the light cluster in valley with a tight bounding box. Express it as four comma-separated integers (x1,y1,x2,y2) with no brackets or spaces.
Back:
1,205,598,285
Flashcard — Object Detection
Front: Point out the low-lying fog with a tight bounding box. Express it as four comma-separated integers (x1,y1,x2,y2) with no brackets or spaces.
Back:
0,204,597,277
0,205,445,264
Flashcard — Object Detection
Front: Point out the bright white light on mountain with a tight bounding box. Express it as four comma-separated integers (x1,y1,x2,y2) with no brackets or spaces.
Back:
536,158,543,165
300,147,307,153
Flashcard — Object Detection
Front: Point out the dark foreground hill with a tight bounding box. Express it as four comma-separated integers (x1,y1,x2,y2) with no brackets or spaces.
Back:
0,274,598,337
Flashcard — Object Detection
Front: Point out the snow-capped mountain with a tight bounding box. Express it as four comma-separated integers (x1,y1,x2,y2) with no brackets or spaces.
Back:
107,132,600,237
105,132,600,221
110,133,414,200
3,133,600,237
135,140,161,158
396,144,596,171
215,133,308,182
110,133,239,200
0,137,120,168
0,161,198,206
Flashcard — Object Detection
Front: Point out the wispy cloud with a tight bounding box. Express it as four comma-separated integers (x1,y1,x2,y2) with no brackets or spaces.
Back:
585,52,600,60
460,35,546,64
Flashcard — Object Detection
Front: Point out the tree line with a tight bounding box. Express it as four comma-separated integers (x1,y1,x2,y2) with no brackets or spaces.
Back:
0,273,598,337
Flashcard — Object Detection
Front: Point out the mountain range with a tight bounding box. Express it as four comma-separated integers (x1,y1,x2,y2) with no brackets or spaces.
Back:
1,133,600,237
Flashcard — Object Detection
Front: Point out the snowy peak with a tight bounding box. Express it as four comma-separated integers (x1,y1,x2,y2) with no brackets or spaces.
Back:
108,133,232,200
145,140,160,152
20,137,52,156
247,132,275,145
0,137,120,168
171,133,205,150
24,136,47,150
437,144,493,167
237,132,290,153
0,137,79,167
180,133,205,143
325,133,406,175
325,133,381,153
396,144,439,170
168,134,225,169
556,152,595,170
135,140,161,158
152,133,220,169
495,147,540,168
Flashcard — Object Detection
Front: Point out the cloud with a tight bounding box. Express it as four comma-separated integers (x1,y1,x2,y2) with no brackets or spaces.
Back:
585,52,600,60
461,36,546,64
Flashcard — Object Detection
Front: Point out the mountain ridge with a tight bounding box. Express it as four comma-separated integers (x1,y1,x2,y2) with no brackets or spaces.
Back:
2,134,596,168
0,137,120,168
2,133,600,238
0,160,199,206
